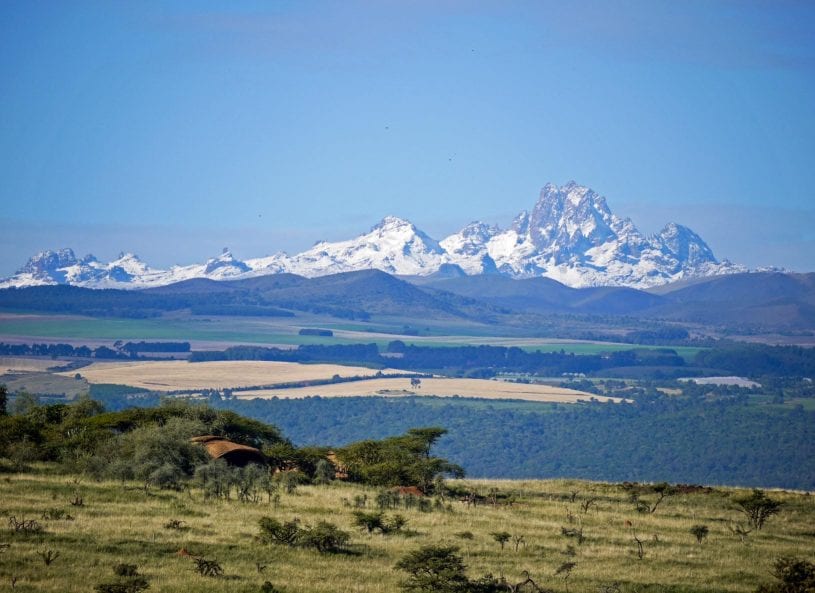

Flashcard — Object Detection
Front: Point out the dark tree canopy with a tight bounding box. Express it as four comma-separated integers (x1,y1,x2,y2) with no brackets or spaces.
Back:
337,428,463,491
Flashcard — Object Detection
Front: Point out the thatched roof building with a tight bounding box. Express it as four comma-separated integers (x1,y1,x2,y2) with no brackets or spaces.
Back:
191,435,266,467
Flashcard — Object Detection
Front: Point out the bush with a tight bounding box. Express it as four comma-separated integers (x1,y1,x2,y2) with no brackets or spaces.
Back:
299,521,350,553
353,511,385,534
690,524,709,544
193,557,223,577
94,563,149,593
258,517,349,554
258,517,301,546
756,557,815,593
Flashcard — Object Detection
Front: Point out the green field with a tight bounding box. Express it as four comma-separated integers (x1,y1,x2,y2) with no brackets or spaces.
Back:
0,468,811,593
0,312,702,358
0,372,89,400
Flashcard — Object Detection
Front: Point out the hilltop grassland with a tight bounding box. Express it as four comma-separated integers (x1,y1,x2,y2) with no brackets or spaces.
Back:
1,471,812,593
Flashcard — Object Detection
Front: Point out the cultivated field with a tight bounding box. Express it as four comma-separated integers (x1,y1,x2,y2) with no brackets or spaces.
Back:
237,377,609,404
0,471,811,593
57,360,601,403
61,360,409,391
0,357,59,374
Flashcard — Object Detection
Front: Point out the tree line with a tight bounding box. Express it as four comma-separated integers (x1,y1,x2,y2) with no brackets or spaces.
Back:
190,341,815,379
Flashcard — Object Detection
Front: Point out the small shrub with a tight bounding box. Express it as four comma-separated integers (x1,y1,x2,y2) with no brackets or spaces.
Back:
163,519,186,530
454,531,474,540
555,562,577,592
756,556,815,593
193,557,223,577
113,565,139,578
37,549,59,566
94,563,149,593
260,582,283,593
387,514,408,533
299,521,350,553
259,517,301,546
273,470,308,495
561,526,584,545
41,509,73,521
690,524,709,544
8,517,42,535
353,511,385,534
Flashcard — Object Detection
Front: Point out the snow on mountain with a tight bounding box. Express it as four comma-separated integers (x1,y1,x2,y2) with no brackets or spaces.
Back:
0,182,747,290
442,181,744,287
257,216,450,277
439,222,500,275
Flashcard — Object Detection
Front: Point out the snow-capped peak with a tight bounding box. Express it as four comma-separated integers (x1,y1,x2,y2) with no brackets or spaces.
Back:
0,181,747,290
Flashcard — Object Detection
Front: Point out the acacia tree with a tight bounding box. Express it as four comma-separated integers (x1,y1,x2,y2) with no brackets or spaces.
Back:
490,531,511,551
733,489,782,530
336,428,464,492
394,546,470,593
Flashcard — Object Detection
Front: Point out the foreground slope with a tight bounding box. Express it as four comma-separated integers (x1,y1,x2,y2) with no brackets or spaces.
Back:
1,472,811,593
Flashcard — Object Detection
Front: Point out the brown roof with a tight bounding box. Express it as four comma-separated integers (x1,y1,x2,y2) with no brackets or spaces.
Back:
191,435,265,465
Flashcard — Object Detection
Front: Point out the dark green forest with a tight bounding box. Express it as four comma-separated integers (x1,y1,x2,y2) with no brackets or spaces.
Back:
71,387,815,491
217,396,815,490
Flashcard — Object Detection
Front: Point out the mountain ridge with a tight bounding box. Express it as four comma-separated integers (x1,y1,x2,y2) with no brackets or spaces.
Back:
1,181,752,290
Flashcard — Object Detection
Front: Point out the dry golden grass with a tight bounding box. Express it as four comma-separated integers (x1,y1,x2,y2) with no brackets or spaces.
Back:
0,357,58,374
1,471,812,593
59,360,406,391
57,360,603,403
238,377,609,403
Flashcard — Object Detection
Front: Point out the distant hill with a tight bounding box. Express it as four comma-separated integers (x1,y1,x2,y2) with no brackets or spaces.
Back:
642,272,815,329
1,269,813,336
411,274,665,315
0,269,505,323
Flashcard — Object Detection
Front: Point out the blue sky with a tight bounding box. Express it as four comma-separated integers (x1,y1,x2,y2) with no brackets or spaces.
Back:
1,1,814,275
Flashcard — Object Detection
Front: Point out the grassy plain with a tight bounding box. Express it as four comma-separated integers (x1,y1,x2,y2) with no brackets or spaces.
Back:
0,470,812,593
59,361,408,391
0,312,702,359
237,377,610,404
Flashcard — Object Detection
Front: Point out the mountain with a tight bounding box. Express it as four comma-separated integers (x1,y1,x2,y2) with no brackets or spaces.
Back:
246,216,449,278
0,181,748,290
411,274,666,316
642,272,815,329
440,182,741,286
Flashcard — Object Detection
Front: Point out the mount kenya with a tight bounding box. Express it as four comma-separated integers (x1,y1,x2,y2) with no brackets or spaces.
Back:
1,182,746,291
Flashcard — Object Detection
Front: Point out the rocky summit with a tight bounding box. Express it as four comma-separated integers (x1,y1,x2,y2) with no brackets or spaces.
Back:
1,182,744,290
